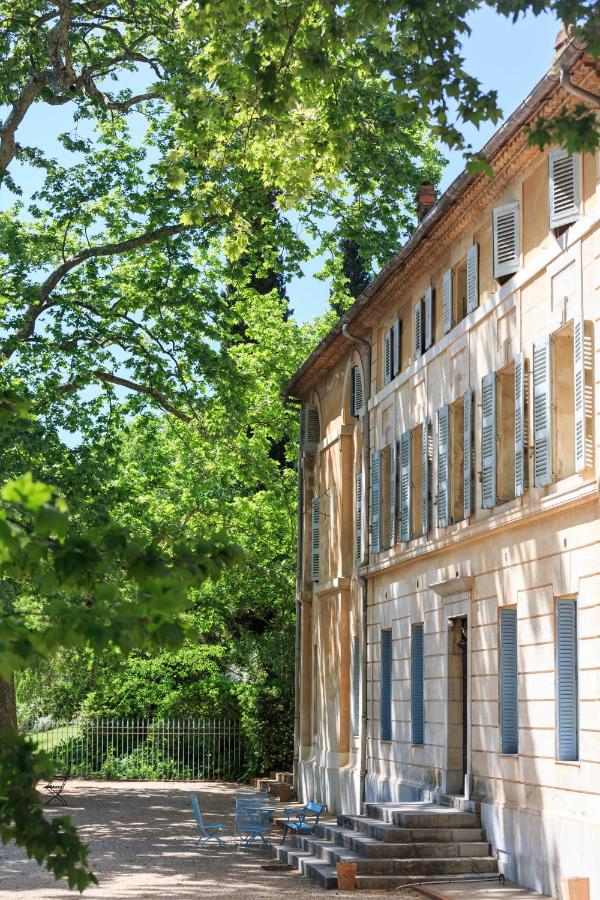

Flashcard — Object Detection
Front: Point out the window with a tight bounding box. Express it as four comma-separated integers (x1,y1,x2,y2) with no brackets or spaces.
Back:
380,629,393,741
556,599,578,761
497,363,516,504
442,268,453,334
493,201,520,281
481,372,497,508
422,417,432,533
399,430,411,542
414,298,424,359
410,424,424,537
355,471,363,566
352,636,360,737
350,365,363,418
437,405,450,527
450,397,465,523
301,403,320,451
424,287,434,351
380,445,392,549
463,388,474,518
311,497,320,582
371,450,381,552
411,624,424,745
514,353,529,497
549,149,580,231
533,318,592,487
499,608,518,754
383,320,401,385
466,244,479,313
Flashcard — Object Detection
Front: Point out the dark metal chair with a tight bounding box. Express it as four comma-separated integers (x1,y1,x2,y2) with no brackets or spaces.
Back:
43,770,69,807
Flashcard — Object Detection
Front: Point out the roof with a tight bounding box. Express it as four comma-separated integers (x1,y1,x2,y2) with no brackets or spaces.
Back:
282,38,588,401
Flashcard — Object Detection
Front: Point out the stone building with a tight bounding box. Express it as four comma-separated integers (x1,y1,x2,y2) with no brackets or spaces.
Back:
283,35,600,897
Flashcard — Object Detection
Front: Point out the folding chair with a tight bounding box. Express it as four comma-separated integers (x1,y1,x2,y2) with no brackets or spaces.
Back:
43,771,69,807
191,794,228,848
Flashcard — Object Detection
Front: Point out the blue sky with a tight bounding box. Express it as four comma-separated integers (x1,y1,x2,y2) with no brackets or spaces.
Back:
2,7,560,328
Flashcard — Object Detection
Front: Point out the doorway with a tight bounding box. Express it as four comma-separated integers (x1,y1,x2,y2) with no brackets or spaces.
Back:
446,616,468,795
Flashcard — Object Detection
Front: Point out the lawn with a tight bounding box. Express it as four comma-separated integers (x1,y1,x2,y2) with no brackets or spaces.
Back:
28,724,79,751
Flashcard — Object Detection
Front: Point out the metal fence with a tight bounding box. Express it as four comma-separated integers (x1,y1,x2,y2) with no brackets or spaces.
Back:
25,718,245,781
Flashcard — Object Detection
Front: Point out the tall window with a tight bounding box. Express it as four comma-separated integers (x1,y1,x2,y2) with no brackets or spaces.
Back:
556,599,578,761
380,629,393,741
499,608,518,754
411,624,424,745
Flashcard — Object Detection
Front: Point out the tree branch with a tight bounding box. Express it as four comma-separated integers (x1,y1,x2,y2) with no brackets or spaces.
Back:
62,371,193,423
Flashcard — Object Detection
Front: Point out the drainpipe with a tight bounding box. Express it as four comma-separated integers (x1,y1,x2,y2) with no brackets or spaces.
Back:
288,399,304,795
559,64,600,107
342,324,371,812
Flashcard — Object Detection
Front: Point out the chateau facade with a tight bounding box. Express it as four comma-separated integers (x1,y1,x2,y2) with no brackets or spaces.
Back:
283,37,600,898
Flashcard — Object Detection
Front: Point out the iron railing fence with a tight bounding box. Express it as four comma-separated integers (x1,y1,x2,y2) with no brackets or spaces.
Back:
23,717,245,781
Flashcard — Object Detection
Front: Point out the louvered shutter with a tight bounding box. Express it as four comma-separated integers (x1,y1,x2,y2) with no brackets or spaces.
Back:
393,318,401,377
533,336,553,487
549,150,580,229
463,388,474,519
514,352,528,496
493,202,520,279
574,315,587,472
411,624,424,745
466,243,479,313
422,416,431,534
424,288,433,350
390,440,398,546
355,471,363,565
311,497,320,582
414,300,423,359
380,629,392,741
400,430,411,542
481,372,497,508
500,608,518,754
437,405,450,527
351,366,363,418
556,599,578,761
301,403,320,452
437,406,450,528
442,269,453,334
352,635,361,736
384,329,392,385
371,450,381,553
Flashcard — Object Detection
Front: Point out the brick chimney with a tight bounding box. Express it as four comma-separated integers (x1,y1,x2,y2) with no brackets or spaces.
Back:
415,181,437,222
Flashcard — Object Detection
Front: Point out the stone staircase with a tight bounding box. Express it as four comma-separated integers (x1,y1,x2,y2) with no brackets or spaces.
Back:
254,770,295,802
274,800,499,890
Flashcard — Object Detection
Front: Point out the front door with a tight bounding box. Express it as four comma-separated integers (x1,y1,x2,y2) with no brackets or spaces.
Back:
446,616,468,794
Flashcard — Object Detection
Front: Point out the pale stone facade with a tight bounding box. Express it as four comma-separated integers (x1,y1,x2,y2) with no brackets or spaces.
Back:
284,41,600,899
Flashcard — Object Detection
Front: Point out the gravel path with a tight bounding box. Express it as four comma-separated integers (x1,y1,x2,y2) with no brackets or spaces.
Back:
0,781,421,899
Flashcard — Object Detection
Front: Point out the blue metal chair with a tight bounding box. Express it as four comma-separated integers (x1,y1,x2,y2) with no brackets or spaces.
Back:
281,801,327,844
191,794,228,848
236,797,273,849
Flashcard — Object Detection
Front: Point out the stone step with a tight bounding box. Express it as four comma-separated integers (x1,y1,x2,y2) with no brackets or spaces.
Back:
273,845,337,888
269,771,294,785
364,802,480,829
253,778,294,800
339,814,484,844
354,873,500,890
318,823,490,859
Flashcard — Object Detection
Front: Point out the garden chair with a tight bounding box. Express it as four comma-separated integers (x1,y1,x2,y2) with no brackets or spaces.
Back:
281,801,327,844
191,794,228,848
233,792,269,835
43,770,69,807
236,802,273,849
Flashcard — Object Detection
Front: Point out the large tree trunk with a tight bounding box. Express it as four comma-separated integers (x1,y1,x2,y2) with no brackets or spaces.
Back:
0,674,17,731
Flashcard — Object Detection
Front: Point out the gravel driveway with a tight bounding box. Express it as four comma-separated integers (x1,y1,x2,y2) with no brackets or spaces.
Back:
0,780,421,899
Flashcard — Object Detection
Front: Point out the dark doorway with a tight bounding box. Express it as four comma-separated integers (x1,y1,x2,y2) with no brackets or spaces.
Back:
446,616,468,794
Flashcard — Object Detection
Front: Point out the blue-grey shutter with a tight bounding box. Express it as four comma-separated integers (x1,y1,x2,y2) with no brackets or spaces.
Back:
311,497,320,582
442,269,453,334
481,372,497,508
384,329,392,385
301,403,320,452
400,430,411,542
371,450,381,553
463,388,474,518
422,416,431,534
424,288,433,350
493,202,520,279
515,352,528,496
533,336,553,487
549,150,580,229
390,440,397,547
437,405,450,527
393,318,401,377
355,471,363,565
574,315,586,472
411,624,424,745
556,599,578,761
380,629,392,741
414,300,423,358
352,635,361,736
500,608,518,754
466,243,479,313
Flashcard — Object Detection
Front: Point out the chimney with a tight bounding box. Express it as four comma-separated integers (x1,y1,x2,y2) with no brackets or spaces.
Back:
415,181,437,222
